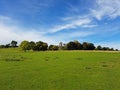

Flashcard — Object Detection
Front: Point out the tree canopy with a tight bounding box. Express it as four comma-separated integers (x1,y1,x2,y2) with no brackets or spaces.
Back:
11,40,17,47
0,40,118,51
19,41,48,51
18,40,119,51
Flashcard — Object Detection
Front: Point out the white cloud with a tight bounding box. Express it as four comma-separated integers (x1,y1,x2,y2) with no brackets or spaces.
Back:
0,16,55,45
0,15,92,45
50,18,91,33
64,31,94,38
91,0,120,20
63,0,120,22
82,24,97,28
0,24,48,44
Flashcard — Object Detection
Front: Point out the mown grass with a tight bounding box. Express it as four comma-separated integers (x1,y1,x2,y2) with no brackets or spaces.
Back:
0,48,120,90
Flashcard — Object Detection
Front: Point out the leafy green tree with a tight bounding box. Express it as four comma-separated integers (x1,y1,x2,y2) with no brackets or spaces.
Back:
52,45,59,50
87,43,95,50
5,44,10,48
0,45,5,48
66,40,83,50
82,42,95,50
74,40,82,50
48,45,54,50
110,48,114,51
29,41,35,50
42,43,48,51
115,49,119,51
96,45,102,50
102,47,106,50
11,40,17,47
33,41,42,51
33,41,48,51
19,41,31,51
49,45,59,50
66,41,77,50
82,42,88,50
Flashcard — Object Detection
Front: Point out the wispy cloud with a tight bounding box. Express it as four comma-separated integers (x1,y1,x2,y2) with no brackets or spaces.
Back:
82,24,97,28
48,0,98,33
50,18,91,33
91,0,120,20
0,15,95,45
61,0,120,27
62,31,94,38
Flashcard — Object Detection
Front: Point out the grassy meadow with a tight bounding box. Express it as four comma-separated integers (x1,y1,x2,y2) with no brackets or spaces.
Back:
0,48,120,90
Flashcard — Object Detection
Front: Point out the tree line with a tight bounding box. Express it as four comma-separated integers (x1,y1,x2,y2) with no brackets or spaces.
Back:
0,40,119,51
19,40,118,51
0,40,18,48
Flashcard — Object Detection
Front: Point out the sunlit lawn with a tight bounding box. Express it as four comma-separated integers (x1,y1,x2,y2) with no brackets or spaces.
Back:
0,48,120,90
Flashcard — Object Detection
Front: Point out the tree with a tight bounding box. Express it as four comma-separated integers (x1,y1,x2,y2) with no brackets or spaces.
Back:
19,41,31,51
96,45,102,50
48,45,59,50
115,49,119,51
42,43,48,51
66,42,72,50
0,45,5,48
110,48,114,51
5,44,10,48
52,45,59,50
74,40,82,50
102,47,109,50
82,42,88,50
82,42,95,50
66,41,77,50
18,40,118,51
87,43,95,50
11,40,17,47
29,41,35,50
48,45,54,50
32,41,48,51
66,41,83,50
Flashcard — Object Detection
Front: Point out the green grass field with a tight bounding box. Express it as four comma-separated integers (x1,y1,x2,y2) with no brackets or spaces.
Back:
0,48,120,90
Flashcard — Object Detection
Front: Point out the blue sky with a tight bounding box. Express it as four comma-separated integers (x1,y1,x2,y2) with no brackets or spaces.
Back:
0,0,120,49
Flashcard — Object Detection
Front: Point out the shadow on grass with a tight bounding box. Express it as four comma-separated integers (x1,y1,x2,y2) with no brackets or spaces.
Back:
44,56,59,61
75,58,82,60
0,54,27,62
